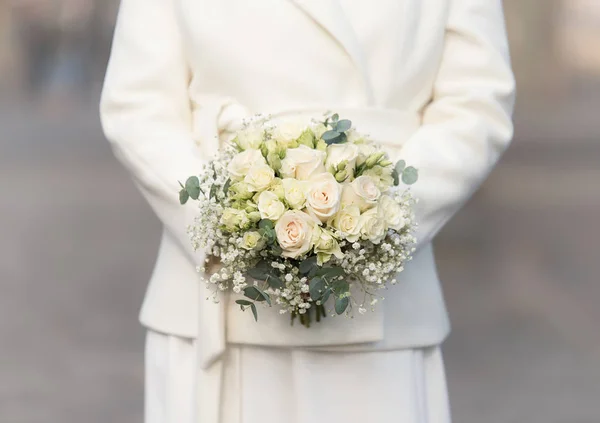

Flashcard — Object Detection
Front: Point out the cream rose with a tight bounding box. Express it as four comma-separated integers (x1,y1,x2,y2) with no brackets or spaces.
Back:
220,208,250,231
305,172,342,223
275,210,315,258
234,126,265,150
340,175,381,212
313,228,344,265
355,142,377,165
227,149,266,180
325,143,359,176
282,178,309,209
257,191,286,221
377,195,406,231
331,205,362,242
244,164,275,192
280,145,326,180
358,207,387,244
272,122,306,146
241,231,265,250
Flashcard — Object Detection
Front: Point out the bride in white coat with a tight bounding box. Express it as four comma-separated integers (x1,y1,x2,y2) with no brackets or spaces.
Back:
100,0,515,422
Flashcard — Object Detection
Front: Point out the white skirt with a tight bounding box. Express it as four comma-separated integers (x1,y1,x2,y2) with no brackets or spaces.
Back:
145,330,451,423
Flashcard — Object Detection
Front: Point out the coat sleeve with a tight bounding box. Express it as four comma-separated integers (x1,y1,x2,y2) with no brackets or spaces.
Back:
399,0,516,251
100,0,204,263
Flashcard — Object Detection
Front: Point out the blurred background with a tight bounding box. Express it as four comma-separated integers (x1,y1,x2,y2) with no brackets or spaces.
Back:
1,0,599,422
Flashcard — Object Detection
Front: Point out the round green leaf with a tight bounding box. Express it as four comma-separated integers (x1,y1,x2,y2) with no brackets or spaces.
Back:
395,160,406,173
321,288,332,304
185,176,200,200
391,168,400,186
321,130,341,141
402,166,419,185
335,119,352,132
309,277,326,300
266,274,284,290
258,219,275,230
299,257,318,275
244,286,266,302
179,189,189,205
335,296,349,315
332,279,349,295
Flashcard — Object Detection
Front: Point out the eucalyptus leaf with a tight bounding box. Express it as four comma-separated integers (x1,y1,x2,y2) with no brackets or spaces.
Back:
321,288,332,304
395,160,406,173
209,184,217,199
402,166,419,185
179,189,189,205
266,274,284,290
316,266,345,281
299,257,318,274
178,180,185,189
185,176,200,200
270,244,283,256
247,267,269,281
223,178,231,196
236,299,253,306
391,168,400,186
244,286,267,302
331,113,339,122
250,303,258,321
309,277,326,300
258,219,275,230
332,279,350,295
322,130,340,141
328,132,347,145
335,296,349,315
336,119,351,132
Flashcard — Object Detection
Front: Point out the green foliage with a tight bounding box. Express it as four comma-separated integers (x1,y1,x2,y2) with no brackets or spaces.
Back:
244,286,271,306
321,113,352,145
401,166,419,185
309,277,326,300
223,178,231,196
236,299,258,322
179,189,189,205
335,296,349,315
185,176,201,200
299,256,318,274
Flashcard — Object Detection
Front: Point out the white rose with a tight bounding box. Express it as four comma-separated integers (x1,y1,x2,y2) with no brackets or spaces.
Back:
313,228,344,265
241,231,265,250
362,166,395,191
220,208,250,231
272,122,306,146
331,205,362,242
235,126,265,150
275,210,315,258
282,178,309,209
244,164,275,192
305,172,342,224
227,149,266,180
340,175,381,212
358,207,387,244
377,195,406,231
258,191,286,221
325,143,359,176
356,142,377,165
280,145,326,180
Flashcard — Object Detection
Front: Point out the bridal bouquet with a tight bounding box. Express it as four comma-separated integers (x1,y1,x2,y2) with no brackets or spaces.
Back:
179,113,418,327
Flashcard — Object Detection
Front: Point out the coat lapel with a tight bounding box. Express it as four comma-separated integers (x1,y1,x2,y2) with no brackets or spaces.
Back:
290,0,374,104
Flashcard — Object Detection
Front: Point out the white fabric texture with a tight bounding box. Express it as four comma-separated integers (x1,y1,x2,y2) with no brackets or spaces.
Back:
145,330,451,423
